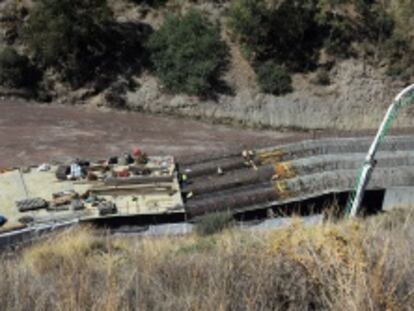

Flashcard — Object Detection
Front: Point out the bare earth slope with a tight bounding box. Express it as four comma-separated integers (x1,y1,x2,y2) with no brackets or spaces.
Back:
0,100,298,167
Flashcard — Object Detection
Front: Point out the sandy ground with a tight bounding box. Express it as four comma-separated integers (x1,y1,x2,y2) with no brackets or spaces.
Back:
0,100,306,167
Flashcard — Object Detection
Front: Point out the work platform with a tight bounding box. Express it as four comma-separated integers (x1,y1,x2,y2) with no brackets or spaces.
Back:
0,155,184,233
1,136,414,240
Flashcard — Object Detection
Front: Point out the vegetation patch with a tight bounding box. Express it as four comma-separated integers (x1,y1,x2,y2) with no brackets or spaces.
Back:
176,236,217,255
23,0,151,88
148,10,229,96
0,47,39,89
228,0,324,71
314,67,331,85
0,208,414,309
194,210,234,235
2,0,414,99
256,61,293,95
24,0,113,86
228,0,414,92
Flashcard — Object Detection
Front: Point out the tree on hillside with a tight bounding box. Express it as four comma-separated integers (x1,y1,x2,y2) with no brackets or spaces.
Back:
256,61,293,95
24,0,113,86
229,0,323,71
147,10,229,96
0,47,39,89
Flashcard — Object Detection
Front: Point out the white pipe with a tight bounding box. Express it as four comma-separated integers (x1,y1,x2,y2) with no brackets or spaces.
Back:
349,84,414,217
395,84,414,102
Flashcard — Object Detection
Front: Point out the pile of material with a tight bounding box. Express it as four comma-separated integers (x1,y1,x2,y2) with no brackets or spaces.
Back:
0,147,183,232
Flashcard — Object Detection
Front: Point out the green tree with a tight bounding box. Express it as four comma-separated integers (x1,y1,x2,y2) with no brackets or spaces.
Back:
0,47,38,88
227,0,269,59
24,0,113,86
256,61,293,95
147,10,229,96
228,0,323,71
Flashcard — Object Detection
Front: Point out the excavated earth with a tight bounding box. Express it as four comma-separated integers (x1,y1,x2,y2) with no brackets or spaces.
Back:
0,100,303,168
2,99,414,168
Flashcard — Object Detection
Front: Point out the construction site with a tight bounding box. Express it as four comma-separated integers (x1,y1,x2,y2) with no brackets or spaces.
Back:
2,127,414,245
3,0,414,308
0,83,414,251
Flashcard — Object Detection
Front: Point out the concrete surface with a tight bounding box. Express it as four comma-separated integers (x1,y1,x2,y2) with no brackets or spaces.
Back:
0,156,184,227
0,168,91,227
382,187,414,211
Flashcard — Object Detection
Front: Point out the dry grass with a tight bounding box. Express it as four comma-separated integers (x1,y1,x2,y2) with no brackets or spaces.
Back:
1,209,414,310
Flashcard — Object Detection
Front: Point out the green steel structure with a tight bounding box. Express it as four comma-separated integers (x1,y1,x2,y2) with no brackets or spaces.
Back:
346,84,414,217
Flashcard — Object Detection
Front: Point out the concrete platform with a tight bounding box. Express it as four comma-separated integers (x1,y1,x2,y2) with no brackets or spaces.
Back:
0,156,184,230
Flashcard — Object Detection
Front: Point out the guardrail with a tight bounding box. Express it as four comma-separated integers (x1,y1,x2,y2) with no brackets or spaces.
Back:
0,219,79,251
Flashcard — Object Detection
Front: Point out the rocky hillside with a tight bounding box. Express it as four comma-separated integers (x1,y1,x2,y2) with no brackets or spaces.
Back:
1,0,414,130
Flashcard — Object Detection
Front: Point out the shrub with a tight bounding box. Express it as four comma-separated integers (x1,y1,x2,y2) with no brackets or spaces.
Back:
228,0,414,83
147,10,229,96
228,0,323,71
227,0,269,59
195,211,234,236
256,61,293,95
104,79,129,107
355,0,394,44
130,0,167,8
24,0,113,86
319,12,355,58
0,47,38,88
354,1,414,79
315,67,330,85
389,0,414,48
383,35,414,80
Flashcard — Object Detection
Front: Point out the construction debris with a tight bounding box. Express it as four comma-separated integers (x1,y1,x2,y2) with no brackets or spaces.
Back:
2,137,414,236
0,148,183,231
37,163,51,172
16,198,48,212
98,201,117,216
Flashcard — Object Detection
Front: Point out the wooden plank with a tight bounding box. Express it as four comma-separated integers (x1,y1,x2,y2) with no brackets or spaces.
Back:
104,175,174,186
89,183,174,195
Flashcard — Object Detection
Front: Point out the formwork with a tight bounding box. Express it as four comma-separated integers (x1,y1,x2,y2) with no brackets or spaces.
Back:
182,136,414,217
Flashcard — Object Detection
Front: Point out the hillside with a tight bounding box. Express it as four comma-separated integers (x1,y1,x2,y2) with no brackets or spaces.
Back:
0,207,413,310
1,0,414,130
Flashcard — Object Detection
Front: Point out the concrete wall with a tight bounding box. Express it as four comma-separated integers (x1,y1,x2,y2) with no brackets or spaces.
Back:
383,187,414,211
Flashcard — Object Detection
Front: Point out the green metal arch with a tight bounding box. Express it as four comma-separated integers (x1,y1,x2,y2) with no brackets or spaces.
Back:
346,84,414,216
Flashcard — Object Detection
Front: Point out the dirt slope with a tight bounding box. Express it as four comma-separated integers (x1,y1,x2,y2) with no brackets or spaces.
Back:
0,100,298,167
